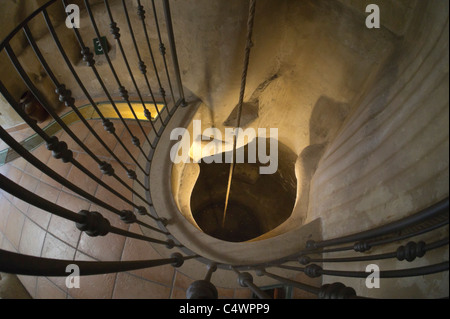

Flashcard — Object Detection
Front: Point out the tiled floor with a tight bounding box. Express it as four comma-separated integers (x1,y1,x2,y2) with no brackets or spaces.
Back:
0,117,260,299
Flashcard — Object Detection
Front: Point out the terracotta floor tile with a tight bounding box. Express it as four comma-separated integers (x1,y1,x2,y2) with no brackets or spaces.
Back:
12,173,40,214
25,182,60,229
60,120,91,153
64,153,102,196
121,223,175,286
41,232,76,260
88,204,129,230
170,287,187,299
0,196,12,233
24,144,52,179
77,231,126,261
173,270,196,291
17,275,37,298
18,218,46,256
40,155,72,189
98,160,136,195
47,215,81,248
36,277,67,299
55,190,91,213
2,166,23,200
4,165,22,183
41,233,76,294
4,205,25,250
68,251,116,299
11,156,27,171
1,233,17,252
18,172,40,191
9,131,28,143
46,191,90,247
114,122,152,164
217,286,235,299
94,181,132,213
113,142,141,166
113,272,171,299
1,117,247,300
82,120,124,159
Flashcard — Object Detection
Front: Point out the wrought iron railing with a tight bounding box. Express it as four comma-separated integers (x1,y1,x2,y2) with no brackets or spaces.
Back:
0,0,448,299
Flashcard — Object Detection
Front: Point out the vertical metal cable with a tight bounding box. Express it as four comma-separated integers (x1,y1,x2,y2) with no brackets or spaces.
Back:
223,0,256,227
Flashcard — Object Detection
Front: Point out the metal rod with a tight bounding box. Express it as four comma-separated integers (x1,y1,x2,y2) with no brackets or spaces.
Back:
85,0,156,146
231,267,271,299
61,0,154,154
102,0,161,140
122,0,166,127
277,262,450,278
0,0,57,51
4,44,101,166
161,0,185,105
0,174,84,224
302,238,448,264
0,249,197,276
222,0,256,226
137,0,171,119
4,44,154,211
23,23,147,191
154,0,176,106
324,262,449,278
310,197,449,249
40,11,150,178
0,80,52,144
0,126,119,217
108,225,176,247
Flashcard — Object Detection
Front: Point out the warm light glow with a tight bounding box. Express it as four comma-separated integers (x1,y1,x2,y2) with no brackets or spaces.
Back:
95,102,165,121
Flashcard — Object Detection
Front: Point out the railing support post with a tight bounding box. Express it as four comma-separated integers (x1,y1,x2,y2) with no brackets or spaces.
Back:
162,0,187,106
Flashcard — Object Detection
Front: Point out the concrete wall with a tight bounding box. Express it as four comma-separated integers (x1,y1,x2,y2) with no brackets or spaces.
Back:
170,0,400,236
307,0,449,298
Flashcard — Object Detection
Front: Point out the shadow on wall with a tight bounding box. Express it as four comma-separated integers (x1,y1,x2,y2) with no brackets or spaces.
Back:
294,95,350,226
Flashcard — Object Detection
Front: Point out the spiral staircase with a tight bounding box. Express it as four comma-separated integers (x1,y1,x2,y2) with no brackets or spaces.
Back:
0,0,448,299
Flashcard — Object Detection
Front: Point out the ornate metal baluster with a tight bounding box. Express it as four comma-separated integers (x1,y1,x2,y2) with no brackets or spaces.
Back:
122,0,167,128
231,267,271,299
23,24,148,193
84,0,156,148
162,0,187,109
61,0,154,156
42,9,149,178
6,40,156,212
136,0,171,119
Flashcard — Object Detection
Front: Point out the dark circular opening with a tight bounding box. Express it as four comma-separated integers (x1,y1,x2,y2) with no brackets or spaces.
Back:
193,200,264,242
190,139,297,242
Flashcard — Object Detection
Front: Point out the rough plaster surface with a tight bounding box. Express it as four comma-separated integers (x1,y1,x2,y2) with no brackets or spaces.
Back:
308,0,449,298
